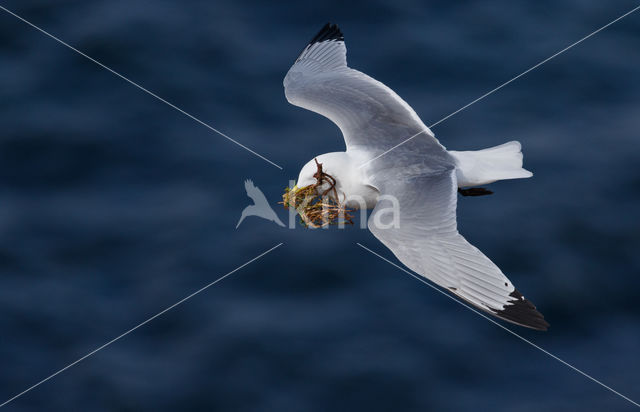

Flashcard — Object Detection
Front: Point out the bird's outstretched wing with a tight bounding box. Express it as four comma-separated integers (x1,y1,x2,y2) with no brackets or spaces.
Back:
368,169,549,330
244,179,269,206
284,23,448,162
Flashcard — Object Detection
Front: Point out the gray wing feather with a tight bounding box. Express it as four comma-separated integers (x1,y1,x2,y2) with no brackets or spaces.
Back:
284,25,447,162
368,169,548,330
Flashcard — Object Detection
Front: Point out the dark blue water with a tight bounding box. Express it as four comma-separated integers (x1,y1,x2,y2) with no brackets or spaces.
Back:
1,1,639,410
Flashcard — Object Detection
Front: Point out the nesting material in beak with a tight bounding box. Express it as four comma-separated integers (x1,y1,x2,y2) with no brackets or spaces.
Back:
280,159,354,228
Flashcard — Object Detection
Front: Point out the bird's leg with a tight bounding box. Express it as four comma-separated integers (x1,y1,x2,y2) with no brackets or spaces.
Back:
458,187,493,197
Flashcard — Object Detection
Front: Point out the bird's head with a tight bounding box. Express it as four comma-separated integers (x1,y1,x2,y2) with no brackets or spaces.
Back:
281,153,355,227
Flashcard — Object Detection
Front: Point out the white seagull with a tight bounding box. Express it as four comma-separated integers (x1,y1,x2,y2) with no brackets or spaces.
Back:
284,23,548,330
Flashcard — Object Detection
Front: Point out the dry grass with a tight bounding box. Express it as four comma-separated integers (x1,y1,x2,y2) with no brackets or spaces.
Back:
280,160,354,228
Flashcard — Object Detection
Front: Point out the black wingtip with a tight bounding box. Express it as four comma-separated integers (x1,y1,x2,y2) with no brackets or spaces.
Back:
458,187,493,197
308,23,344,45
495,290,550,331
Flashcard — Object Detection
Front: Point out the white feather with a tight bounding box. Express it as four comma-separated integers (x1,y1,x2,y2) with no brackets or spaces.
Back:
449,141,533,187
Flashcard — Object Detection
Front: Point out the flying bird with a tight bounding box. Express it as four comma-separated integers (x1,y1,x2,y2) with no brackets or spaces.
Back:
284,23,548,330
237,179,285,228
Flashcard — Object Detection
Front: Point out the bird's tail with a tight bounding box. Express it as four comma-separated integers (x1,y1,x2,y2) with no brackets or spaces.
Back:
449,141,533,188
